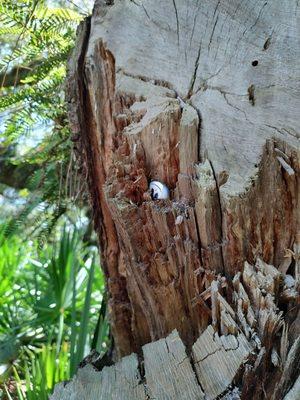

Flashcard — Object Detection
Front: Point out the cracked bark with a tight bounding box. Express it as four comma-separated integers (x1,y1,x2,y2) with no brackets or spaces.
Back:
66,0,299,395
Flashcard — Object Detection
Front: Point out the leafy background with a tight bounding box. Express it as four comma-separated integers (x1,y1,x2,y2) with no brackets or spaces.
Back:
0,1,109,398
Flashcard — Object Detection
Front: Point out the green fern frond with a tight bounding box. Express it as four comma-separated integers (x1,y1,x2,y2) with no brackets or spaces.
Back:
34,6,82,23
0,25,23,36
0,0,87,238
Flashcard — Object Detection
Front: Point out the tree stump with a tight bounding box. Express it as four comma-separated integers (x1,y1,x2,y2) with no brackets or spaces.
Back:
67,0,299,370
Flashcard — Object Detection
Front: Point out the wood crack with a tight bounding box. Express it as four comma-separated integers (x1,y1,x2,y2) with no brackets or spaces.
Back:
172,0,180,47
208,160,226,274
213,0,221,19
142,4,150,20
243,1,268,36
117,68,175,93
136,353,151,399
222,92,254,126
264,124,300,139
194,85,256,126
208,15,219,51
194,346,221,364
187,41,202,98
189,354,206,395
189,2,201,47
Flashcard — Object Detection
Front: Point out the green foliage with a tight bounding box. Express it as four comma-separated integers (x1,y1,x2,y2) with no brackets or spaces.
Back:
0,224,109,399
0,2,109,399
12,343,70,400
0,0,88,242
0,229,23,306
0,0,80,138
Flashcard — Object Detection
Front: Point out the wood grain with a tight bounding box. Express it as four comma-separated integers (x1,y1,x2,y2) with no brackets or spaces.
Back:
143,330,204,400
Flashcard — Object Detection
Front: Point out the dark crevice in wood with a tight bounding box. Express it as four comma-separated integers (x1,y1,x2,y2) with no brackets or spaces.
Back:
189,354,206,395
117,68,176,93
141,4,151,20
188,101,202,163
172,0,180,47
247,84,255,106
263,36,271,50
136,352,148,396
187,40,202,98
193,208,204,268
208,15,219,51
208,159,226,275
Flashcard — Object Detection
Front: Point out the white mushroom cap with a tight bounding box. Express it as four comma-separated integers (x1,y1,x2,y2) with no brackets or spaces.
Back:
149,181,169,200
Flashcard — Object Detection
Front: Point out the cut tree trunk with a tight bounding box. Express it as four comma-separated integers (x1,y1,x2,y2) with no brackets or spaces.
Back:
66,0,299,397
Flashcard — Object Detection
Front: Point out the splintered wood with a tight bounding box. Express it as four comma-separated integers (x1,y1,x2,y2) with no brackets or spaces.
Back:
192,325,251,399
52,256,299,399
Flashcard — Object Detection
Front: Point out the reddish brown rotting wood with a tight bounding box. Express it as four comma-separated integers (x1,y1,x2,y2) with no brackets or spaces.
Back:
223,140,299,276
67,20,134,355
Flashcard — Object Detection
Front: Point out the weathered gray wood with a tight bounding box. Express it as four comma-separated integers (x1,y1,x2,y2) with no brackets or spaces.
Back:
143,329,205,400
283,375,300,400
51,330,206,400
50,326,251,400
192,325,252,399
50,354,145,400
